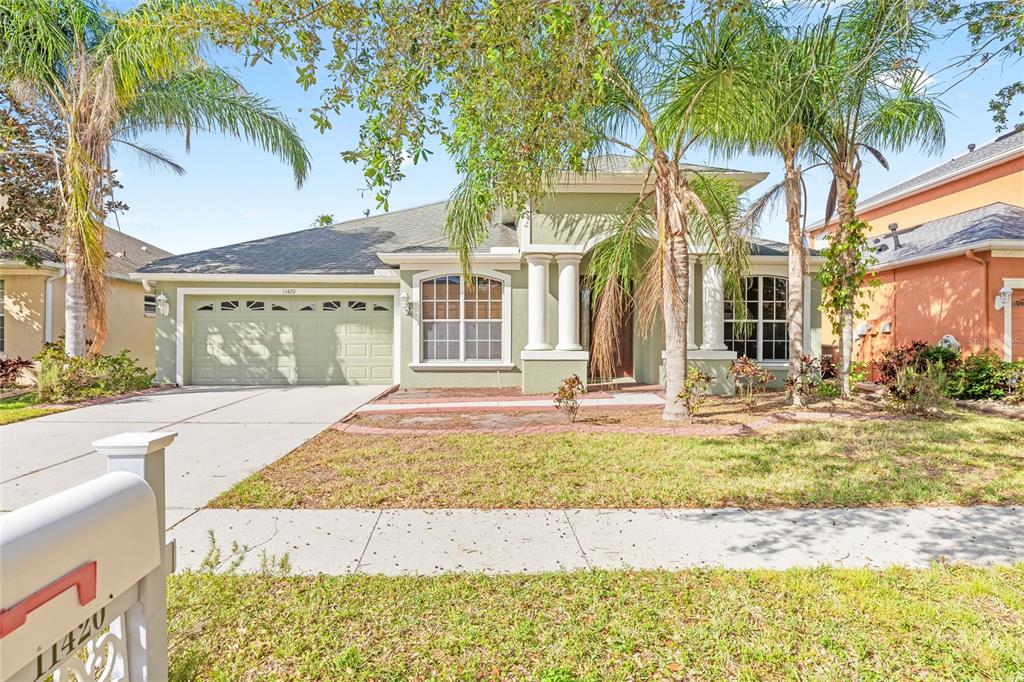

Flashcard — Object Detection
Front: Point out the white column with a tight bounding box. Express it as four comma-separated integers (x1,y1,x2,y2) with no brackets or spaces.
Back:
687,259,696,349
701,262,728,350
526,254,553,350
556,255,583,351
96,431,178,682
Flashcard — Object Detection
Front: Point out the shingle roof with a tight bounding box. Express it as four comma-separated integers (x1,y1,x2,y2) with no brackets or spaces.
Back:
138,201,518,276
2,229,172,277
583,153,737,175
861,129,1024,207
868,202,1024,266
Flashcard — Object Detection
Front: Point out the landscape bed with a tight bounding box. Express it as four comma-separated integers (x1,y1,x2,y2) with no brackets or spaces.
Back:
168,565,1024,680
214,411,1024,509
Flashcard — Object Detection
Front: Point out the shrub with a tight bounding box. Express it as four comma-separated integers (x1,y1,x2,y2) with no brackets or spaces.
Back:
34,342,153,403
0,357,33,388
784,353,821,401
677,366,712,422
885,362,951,415
946,350,1017,400
817,379,839,398
553,374,586,423
730,356,773,408
850,360,870,385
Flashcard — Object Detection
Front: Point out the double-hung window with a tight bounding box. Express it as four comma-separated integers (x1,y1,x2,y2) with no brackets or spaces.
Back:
724,275,789,361
420,275,504,362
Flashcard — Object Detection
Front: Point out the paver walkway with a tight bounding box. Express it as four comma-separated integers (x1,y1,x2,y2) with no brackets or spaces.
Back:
169,505,1024,575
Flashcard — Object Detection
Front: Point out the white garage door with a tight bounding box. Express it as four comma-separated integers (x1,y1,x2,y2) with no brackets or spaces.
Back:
189,295,394,385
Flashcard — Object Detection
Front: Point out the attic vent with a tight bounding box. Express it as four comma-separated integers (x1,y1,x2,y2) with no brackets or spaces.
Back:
967,143,976,152
115,251,125,258
887,223,902,249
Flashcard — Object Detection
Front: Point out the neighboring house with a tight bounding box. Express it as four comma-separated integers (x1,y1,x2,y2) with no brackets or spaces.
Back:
1,230,173,368
135,156,824,394
809,130,1024,362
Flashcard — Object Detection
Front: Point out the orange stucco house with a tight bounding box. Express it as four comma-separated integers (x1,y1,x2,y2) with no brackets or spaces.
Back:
809,130,1024,362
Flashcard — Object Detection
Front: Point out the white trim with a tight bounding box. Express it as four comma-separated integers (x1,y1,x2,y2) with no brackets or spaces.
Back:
377,252,522,267
808,145,1024,232
869,239,1024,272
173,286,401,386
521,349,589,361
1003,277,1024,361
661,349,737,361
410,268,513,368
44,268,65,343
134,272,399,283
408,362,515,371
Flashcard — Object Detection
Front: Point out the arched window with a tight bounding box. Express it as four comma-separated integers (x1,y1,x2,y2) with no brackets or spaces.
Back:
421,275,504,361
724,276,789,361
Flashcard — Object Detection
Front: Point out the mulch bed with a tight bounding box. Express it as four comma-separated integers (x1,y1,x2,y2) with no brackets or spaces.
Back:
338,395,894,437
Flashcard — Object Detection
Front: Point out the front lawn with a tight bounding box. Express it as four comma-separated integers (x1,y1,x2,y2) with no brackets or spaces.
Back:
0,393,68,425
214,412,1024,509
168,565,1024,680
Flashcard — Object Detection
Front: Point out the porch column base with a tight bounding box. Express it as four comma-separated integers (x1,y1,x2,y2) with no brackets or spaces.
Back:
521,351,589,394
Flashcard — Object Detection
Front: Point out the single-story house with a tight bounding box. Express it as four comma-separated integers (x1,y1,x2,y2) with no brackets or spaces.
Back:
1,230,173,368
134,156,824,394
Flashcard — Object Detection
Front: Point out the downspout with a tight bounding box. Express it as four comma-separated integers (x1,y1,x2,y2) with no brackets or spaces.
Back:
965,250,988,349
44,268,66,343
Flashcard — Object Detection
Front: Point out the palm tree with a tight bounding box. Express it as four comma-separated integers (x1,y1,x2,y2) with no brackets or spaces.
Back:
811,0,945,396
1,0,310,357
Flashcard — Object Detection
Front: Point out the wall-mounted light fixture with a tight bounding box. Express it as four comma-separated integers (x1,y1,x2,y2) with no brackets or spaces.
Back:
400,291,411,316
156,292,169,316
995,285,1012,311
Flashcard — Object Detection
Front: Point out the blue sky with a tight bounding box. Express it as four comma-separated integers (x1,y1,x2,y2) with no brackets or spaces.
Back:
108,11,1017,256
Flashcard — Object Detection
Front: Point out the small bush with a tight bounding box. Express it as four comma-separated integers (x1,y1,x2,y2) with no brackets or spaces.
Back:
0,357,33,388
946,350,1017,400
677,366,712,422
784,353,821,401
34,342,153,403
730,356,773,408
817,379,839,398
885,362,951,415
553,374,586,423
850,360,870,385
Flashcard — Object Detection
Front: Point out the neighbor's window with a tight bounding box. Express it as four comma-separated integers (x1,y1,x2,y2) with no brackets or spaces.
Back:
724,276,788,361
420,275,503,362
144,294,157,316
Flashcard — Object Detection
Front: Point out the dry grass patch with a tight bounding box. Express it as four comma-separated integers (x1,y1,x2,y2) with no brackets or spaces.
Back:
213,412,1024,509
168,565,1024,681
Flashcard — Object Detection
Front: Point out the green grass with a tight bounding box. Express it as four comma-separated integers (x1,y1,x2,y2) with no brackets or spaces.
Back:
214,413,1024,509
168,565,1024,680
0,393,68,425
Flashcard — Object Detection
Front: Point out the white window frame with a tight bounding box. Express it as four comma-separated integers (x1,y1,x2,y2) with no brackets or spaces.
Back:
725,275,789,363
411,269,513,369
144,293,158,317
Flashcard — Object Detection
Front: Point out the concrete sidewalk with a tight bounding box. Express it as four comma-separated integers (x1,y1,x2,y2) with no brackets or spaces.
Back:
169,505,1024,575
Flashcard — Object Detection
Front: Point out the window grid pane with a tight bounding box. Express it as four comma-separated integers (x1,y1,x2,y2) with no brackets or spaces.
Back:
420,275,503,362
724,276,789,361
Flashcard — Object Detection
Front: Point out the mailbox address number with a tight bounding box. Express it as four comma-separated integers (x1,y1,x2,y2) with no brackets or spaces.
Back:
34,608,106,681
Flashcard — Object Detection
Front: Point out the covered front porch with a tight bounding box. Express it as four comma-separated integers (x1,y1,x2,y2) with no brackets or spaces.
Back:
518,251,806,395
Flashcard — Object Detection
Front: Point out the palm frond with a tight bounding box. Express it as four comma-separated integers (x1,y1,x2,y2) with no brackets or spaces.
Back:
112,138,185,175
117,67,310,186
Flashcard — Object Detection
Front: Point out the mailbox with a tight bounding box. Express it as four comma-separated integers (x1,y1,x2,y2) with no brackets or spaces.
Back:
0,472,161,681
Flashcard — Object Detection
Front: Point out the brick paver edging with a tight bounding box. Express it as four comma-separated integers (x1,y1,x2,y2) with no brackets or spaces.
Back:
334,410,896,437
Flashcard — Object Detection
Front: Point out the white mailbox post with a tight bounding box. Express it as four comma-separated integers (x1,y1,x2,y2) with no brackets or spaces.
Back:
0,432,177,682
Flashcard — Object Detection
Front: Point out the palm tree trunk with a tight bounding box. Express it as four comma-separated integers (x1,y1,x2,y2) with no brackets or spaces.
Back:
662,228,689,420
783,151,805,406
64,241,88,356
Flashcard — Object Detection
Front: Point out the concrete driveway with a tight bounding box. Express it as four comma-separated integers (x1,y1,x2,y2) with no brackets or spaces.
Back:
0,385,385,527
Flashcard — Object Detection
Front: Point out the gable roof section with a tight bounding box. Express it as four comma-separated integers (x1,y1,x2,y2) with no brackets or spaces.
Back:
869,202,1024,267
139,201,518,276
859,129,1024,209
2,228,172,277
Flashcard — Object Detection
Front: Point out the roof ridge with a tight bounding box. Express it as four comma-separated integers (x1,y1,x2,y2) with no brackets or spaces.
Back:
324,200,448,231
895,201,1019,233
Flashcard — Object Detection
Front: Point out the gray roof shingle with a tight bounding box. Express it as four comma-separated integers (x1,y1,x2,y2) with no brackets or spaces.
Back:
139,201,518,276
2,229,172,277
862,130,1024,207
868,202,1024,266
